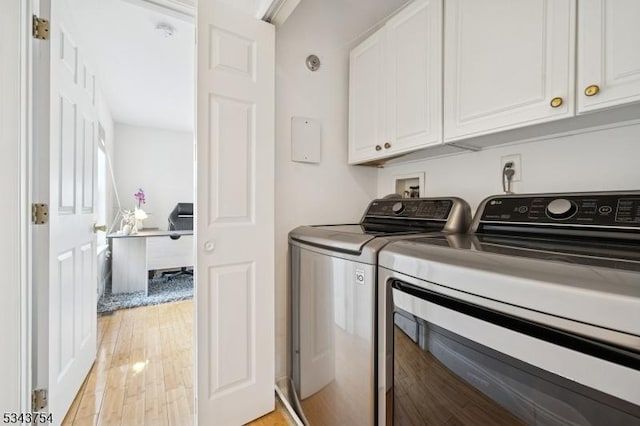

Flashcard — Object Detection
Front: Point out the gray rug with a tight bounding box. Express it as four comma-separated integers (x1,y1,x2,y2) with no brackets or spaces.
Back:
98,274,193,314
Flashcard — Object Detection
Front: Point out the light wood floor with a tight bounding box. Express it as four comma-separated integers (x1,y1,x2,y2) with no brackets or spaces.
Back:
62,300,292,426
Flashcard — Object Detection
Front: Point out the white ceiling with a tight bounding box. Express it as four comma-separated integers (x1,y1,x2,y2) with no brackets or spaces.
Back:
65,0,404,133
68,0,196,132
65,0,282,132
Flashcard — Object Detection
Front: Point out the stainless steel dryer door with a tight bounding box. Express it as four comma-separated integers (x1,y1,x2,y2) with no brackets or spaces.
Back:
292,243,376,425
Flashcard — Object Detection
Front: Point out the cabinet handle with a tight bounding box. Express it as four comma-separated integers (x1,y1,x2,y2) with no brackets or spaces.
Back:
550,97,563,108
375,145,382,151
384,142,391,149
584,84,600,97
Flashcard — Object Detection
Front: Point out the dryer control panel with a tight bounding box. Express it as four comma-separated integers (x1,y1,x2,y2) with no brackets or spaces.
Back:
365,199,453,220
479,193,640,227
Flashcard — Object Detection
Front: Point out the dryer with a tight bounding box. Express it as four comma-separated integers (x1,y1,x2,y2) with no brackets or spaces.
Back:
379,191,640,425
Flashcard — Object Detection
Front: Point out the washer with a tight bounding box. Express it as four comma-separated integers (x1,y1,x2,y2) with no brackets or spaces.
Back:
378,191,640,425
286,197,471,425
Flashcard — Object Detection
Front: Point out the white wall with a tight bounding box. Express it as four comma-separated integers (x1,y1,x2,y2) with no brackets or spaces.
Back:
274,0,409,379
378,122,640,211
113,123,194,229
0,0,26,413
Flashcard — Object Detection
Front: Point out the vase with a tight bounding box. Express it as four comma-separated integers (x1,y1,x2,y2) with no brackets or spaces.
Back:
136,219,144,231
122,224,132,235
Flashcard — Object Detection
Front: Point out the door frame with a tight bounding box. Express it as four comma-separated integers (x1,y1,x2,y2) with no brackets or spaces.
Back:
0,0,33,414
6,0,297,418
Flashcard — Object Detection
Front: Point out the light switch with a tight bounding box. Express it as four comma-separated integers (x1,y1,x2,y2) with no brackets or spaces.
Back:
291,116,321,163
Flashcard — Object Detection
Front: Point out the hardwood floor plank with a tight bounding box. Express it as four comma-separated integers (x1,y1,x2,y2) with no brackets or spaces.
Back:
74,389,105,420
96,386,125,426
71,414,99,426
64,300,291,426
122,394,146,426
166,387,192,426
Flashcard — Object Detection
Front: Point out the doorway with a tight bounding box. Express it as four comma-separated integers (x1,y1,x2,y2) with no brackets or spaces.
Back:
30,0,277,424
38,0,197,423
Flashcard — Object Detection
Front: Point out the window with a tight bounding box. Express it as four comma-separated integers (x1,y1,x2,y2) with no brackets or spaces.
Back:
96,124,107,250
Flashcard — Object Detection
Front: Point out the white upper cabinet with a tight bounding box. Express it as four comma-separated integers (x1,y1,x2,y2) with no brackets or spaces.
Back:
385,0,442,155
443,0,575,142
349,0,442,165
349,30,386,164
577,0,640,113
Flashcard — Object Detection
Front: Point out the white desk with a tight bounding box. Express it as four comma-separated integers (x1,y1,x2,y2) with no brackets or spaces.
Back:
108,230,194,295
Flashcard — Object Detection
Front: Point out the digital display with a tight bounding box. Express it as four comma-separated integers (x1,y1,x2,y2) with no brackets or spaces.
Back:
480,195,640,227
616,198,640,224
366,199,452,220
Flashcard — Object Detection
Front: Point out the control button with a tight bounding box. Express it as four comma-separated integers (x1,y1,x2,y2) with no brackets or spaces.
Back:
546,198,578,220
392,202,405,214
518,206,528,214
599,206,613,215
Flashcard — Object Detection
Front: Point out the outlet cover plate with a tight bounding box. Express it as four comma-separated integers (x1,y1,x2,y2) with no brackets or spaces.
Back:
501,154,521,182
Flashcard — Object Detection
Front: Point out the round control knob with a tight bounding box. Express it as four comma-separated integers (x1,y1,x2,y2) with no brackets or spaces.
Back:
392,202,405,214
546,198,577,220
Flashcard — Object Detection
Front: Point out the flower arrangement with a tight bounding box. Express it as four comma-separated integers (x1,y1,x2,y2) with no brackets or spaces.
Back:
119,188,148,235
134,188,146,208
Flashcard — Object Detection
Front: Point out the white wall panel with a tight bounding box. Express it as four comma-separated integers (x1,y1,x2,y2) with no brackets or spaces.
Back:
208,263,256,397
211,28,256,80
209,96,255,224
55,251,76,382
60,29,78,83
79,243,94,346
59,97,77,213
81,117,94,212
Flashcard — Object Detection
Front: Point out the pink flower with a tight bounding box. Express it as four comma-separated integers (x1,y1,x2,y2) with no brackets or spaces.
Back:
134,188,146,208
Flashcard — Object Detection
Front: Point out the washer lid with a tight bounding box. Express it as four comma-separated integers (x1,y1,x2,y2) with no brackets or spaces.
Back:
289,225,378,254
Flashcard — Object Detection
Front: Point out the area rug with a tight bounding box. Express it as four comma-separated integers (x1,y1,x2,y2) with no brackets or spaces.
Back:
97,274,193,314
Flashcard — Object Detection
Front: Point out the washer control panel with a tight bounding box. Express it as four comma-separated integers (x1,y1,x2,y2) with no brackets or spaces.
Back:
366,199,453,220
480,194,640,227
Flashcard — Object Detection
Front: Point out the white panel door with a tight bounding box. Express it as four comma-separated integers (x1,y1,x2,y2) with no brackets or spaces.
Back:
196,2,275,424
36,0,98,421
443,0,575,142
348,29,385,164
385,0,442,155
578,0,640,113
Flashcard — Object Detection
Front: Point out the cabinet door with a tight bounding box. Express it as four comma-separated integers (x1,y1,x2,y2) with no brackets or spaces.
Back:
348,29,386,164
385,0,442,155
578,0,640,113
444,0,575,142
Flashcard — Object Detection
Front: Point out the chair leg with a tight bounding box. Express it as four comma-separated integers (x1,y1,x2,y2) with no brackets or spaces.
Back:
162,267,193,280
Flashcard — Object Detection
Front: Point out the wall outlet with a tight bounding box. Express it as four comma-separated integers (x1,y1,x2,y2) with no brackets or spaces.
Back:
501,154,522,182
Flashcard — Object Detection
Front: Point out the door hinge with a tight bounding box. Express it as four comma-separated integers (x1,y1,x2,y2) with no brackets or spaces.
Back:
32,388,48,412
32,15,50,40
32,203,49,225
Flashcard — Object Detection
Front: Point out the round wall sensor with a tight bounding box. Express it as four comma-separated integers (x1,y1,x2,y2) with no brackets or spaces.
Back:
306,55,320,72
156,22,176,38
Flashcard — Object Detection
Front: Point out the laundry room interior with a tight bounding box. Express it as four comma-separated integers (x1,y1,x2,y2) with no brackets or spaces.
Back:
2,0,640,424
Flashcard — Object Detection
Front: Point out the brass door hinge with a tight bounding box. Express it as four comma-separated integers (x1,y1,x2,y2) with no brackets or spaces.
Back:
32,388,48,411
32,15,50,40
32,203,49,225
